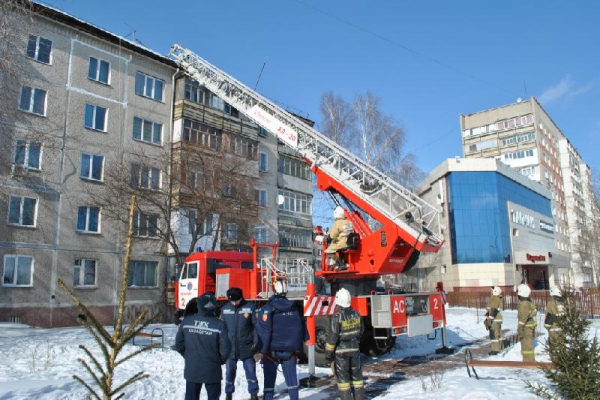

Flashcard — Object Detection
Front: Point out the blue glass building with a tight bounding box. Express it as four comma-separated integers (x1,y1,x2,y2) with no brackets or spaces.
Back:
413,158,560,293
447,172,552,265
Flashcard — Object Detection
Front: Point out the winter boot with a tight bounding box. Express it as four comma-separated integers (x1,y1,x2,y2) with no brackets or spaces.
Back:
225,394,232,400
250,394,259,400
353,386,366,400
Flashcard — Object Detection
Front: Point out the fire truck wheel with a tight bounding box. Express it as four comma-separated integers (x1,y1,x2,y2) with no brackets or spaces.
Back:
310,317,332,367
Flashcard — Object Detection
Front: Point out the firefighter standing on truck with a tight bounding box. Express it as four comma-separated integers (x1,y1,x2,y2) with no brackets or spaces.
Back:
325,206,354,270
325,288,365,400
485,286,504,355
175,292,231,400
256,280,309,400
517,283,537,362
220,287,259,400
545,286,565,345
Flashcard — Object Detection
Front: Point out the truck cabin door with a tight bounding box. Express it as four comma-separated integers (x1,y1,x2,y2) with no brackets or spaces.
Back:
178,261,200,310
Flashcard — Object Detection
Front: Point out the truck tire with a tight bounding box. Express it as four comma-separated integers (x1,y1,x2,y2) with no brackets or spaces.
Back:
303,316,332,367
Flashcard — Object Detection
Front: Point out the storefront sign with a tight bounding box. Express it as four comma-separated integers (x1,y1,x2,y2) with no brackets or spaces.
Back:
512,210,535,229
526,253,546,263
540,220,554,233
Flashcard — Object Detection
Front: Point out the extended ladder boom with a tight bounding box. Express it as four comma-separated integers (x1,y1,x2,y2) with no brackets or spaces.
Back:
170,45,443,250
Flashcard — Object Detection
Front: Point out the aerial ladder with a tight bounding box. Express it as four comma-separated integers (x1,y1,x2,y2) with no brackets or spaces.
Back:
170,45,444,280
169,45,450,366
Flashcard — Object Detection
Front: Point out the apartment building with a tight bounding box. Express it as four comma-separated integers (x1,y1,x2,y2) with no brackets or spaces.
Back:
169,74,315,270
0,3,177,327
459,97,595,287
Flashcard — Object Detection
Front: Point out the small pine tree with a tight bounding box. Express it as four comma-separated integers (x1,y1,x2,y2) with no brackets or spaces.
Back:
58,196,160,400
527,288,600,399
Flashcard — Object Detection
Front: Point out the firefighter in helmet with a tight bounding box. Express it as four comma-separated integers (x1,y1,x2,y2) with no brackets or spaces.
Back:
545,286,565,345
325,206,354,270
256,280,309,400
517,283,537,362
485,286,504,355
325,288,365,400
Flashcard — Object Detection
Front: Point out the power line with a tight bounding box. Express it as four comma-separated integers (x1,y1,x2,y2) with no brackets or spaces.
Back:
292,0,519,97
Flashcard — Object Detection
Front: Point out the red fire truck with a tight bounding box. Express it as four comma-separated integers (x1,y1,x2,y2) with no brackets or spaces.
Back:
169,45,450,366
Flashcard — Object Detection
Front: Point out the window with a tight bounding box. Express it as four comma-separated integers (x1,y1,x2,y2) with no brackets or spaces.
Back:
223,222,237,241
278,155,311,180
467,139,497,153
279,227,312,249
259,152,268,172
128,260,157,287
502,132,535,146
135,72,164,101
14,140,41,169
222,183,233,197
254,226,267,243
19,86,47,116
258,126,268,137
187,166,204,190
26,35,52,64
230,133,258,159
183,118,222,150
84,104,107,131
131,163,160,190
503,149,534,160
257,189,268,207
188,210,197,235
77,206,100,233
133,212,158,238
80,153,104,181
8,196,37,227
133,117,162,145
278,189,312,215
88,57,110,84
3,255,33,287
73,259,96,287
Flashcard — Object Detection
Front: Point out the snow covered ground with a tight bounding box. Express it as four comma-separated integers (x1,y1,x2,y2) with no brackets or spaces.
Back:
1,307,598,399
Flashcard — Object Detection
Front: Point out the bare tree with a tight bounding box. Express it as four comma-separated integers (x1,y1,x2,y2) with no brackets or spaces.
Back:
89,142,261,270
319,90,424,189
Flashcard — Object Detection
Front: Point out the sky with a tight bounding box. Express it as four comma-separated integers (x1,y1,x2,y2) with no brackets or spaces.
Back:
42,0,600,175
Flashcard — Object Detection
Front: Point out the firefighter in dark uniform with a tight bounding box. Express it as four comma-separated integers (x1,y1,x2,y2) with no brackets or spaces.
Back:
545,286,565,345
325,288,365,400
256,280,309,400
220,287,259,400
517,283,537,362
175,292,232,400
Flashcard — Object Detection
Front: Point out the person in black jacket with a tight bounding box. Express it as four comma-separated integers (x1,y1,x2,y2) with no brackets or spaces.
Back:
325,288,365,400
175,292,231,400
220,287,259,400
256,280,309,400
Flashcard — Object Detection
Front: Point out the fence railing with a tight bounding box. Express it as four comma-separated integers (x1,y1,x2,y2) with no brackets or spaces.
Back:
447,288,600,318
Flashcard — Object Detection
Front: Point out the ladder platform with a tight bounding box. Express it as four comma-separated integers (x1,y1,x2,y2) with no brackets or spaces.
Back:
468,360,553,369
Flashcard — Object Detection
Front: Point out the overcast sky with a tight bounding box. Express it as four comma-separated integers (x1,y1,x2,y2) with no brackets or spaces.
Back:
44,0,600,179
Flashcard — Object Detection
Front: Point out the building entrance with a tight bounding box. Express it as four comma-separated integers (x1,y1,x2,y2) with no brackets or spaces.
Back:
521,265,549,290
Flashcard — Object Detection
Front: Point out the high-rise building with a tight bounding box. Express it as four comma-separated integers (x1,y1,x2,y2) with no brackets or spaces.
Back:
459,97,596,287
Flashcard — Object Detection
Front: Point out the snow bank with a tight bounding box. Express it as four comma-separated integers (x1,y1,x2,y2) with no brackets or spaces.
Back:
1,308,598,399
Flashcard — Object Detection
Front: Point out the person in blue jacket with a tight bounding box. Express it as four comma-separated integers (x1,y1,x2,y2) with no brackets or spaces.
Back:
175,292,231,400
220,287,259,400
257,280,309,400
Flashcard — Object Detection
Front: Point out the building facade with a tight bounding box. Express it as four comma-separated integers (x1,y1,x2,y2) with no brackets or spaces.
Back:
459,97,596,287
0,4,177,327
410,158,563,293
